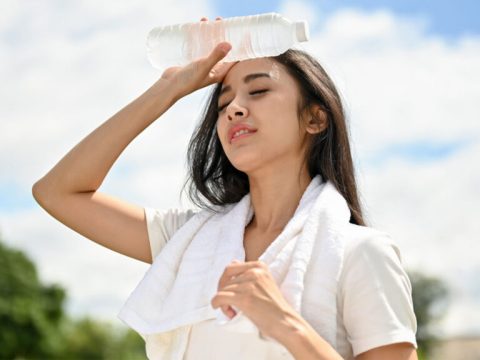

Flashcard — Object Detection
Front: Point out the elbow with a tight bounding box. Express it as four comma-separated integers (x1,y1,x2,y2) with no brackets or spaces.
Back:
32,179,53,208
32,180,45,204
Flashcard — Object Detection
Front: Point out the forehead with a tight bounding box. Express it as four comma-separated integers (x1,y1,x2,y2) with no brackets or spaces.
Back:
220,58,293,94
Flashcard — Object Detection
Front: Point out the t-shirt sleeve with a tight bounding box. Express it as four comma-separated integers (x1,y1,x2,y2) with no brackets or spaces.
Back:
144,207,198,260
339,234,418,356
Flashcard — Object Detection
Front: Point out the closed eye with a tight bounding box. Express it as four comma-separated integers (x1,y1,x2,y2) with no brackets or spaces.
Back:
217,89,268,113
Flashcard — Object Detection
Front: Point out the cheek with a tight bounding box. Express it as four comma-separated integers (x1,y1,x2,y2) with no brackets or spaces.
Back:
216,120,229,148
216,119,223,138
267,123,301,151
263,108,301,142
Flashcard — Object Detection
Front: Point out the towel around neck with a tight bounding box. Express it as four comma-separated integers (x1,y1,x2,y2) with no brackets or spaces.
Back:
118,174,351,357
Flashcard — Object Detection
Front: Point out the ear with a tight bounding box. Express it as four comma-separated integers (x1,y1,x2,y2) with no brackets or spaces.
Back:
305,105,328,135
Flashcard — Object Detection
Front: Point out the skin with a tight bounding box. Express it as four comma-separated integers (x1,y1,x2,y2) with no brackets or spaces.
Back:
201,16,417,360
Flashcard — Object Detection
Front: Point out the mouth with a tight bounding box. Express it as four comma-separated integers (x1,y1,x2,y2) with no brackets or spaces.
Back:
230,130,257,144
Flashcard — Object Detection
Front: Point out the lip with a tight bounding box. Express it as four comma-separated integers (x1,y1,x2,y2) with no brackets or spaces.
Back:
231,131,256,143
228,124,257,144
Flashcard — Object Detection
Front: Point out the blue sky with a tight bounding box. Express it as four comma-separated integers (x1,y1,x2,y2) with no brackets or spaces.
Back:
213,0,480,39
365,139,471,168
0,182,32,212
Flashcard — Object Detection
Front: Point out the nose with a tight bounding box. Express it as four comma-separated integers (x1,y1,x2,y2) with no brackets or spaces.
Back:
226,101,248,121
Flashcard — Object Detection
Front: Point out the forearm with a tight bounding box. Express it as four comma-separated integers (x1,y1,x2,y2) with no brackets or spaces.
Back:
273,311,343,360
33,79,177,197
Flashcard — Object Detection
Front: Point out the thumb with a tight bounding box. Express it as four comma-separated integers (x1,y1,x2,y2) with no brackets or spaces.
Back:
206,42,231,66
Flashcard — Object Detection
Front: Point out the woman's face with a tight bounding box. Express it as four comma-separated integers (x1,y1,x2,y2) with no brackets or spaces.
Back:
216,58,310,175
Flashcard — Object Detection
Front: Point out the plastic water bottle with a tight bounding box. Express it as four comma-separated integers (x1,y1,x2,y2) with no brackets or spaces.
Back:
146,12,309,70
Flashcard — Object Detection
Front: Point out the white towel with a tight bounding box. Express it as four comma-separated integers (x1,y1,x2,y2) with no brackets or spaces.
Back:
118,175,351,359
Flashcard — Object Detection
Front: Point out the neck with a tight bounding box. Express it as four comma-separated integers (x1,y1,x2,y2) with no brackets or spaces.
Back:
247,166,312,233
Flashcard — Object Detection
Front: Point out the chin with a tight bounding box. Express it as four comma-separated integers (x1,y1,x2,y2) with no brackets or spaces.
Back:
229,155,262,173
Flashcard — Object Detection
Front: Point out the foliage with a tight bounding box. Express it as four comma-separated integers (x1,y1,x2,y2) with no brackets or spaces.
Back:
60,316,145,360
0,240,67,358
408,270,450,358
0,237,145,359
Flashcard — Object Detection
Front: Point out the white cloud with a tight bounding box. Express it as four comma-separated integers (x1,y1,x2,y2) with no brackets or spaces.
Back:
1,0,479,337
1,0,213,188
300,9,480,156
278,0,319,30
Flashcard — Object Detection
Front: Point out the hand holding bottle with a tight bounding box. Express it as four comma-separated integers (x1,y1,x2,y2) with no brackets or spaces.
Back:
153,17,238,102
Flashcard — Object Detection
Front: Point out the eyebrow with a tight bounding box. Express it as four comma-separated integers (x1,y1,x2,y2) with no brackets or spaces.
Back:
219,73,272,97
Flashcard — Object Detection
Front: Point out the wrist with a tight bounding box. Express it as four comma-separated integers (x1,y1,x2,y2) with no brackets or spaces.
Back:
270,308,307,345
157,72,192,103
272,310,343,360
142,79,179,112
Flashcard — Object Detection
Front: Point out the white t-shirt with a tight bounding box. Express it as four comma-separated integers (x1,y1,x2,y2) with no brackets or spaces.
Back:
144,207,417,359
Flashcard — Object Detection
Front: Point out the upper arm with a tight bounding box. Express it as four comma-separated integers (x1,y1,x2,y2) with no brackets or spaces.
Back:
33,187,152,264
340,234,418,357
356,342,418,360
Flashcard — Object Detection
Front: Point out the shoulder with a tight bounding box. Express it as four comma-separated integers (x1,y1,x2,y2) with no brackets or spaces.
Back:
144,207,201,259
338,223,409,297
144,204,235,260
340,223,403,264
336,224,418,356
144,207,200,227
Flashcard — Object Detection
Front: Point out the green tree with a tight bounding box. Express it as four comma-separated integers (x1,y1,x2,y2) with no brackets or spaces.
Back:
0,239,67,358
409,270,450,359
0,235,145,359
61,316,145,360
109,325,147,360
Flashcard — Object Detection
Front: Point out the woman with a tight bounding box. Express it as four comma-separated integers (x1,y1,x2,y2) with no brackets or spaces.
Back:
33,16,418,360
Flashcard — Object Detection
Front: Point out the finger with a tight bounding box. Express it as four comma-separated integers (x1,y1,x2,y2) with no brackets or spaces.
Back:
203,41,232,69
211,291,238,311
217,261,260,291
218,261,269,294
215,17,222,20
208,59,238,82
200,17,208,21
217,274,255,300
221,272,254,288
221,304,237,319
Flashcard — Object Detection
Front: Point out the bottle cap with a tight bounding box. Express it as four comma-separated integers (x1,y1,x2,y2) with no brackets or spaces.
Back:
295,21,309,42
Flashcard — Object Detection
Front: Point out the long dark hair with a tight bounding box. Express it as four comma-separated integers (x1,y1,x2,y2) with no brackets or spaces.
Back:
181,49,365,226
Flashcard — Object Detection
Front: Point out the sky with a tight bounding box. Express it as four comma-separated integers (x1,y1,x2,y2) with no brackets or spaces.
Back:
1,0,479,338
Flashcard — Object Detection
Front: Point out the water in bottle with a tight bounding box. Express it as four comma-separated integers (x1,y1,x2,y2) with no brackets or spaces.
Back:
146,12,309,69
